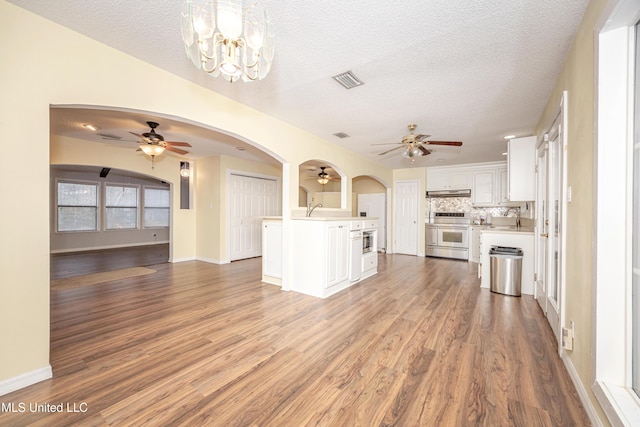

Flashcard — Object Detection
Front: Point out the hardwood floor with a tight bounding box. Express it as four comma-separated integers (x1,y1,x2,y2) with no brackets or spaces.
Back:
2,254,590,426
50,244,170,280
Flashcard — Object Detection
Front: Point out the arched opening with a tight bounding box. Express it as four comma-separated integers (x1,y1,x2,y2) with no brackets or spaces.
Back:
353,175,390,252
298,160,346,213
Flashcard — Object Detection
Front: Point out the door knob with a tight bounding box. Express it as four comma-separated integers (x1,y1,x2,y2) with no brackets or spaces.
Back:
540,233,548,238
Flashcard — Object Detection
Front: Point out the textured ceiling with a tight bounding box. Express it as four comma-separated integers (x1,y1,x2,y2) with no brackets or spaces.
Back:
9,0,588,169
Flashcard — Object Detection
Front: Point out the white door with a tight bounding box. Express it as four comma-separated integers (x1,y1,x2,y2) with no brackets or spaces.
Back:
535,113,563,340
394,180,419,255
230,174,279,261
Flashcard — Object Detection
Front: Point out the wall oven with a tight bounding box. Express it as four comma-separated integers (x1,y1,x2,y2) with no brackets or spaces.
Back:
425,213,470,260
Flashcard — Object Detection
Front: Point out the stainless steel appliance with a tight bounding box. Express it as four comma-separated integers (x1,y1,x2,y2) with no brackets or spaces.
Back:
362,230,375,253
425,212,470,260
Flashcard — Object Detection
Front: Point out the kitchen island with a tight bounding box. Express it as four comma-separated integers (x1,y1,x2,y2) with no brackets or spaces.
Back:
262,217,379,298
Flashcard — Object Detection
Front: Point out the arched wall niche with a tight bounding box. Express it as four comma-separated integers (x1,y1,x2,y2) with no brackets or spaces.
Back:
298,159,346,212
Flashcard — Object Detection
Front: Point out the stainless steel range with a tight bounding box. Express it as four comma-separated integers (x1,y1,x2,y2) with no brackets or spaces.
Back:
425,212,470,260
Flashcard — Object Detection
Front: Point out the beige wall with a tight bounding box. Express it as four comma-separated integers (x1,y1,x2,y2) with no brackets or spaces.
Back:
535,0,608,423
0,1,392,386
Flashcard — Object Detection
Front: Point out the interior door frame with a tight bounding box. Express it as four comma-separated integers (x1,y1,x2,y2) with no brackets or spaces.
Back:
535,91,568,351
393,179,420,256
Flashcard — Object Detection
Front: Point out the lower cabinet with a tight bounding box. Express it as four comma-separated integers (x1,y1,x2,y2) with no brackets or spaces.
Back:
326,222,350,288
362,252,378,279
290,220,353,298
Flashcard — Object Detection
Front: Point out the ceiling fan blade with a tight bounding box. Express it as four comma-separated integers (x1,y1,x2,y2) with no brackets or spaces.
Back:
378,145,406,156
417,146,431,156
370,142,402,146
165,146,189,155
129,131,145,139
166,141,192,147
415,134,431,141
426,140,463,146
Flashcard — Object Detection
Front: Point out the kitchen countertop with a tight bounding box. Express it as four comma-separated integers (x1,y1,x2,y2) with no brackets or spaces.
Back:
477,225,534,234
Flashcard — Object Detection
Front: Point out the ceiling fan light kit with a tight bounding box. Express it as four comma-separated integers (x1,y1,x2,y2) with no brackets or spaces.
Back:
180,0,275,83
131,121,193,169
317,166,330,186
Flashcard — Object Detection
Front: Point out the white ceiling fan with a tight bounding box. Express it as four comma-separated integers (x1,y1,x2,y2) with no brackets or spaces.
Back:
372,124,463,160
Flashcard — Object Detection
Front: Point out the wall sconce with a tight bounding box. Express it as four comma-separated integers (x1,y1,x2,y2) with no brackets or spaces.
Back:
180,161,191,177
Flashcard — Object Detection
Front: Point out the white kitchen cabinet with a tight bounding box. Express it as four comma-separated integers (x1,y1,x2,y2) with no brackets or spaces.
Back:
508,136,536,201
326,222,350,288
472,170,496,206
471,163,519,207
291,219,366,298
426,168,471,191
261,219,282,285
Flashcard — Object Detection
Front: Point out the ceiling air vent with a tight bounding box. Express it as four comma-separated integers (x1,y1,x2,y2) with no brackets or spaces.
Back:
333,132,350,139
332,71,363,89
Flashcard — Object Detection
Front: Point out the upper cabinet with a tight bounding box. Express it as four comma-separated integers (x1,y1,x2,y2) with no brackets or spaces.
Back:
508,136,536,201
426,168,471,191
471,163,517,207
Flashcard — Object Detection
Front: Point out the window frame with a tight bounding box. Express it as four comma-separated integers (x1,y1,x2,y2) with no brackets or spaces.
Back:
104,183,140,231
142,186,170,229
55,179,100,233
593,1,640,425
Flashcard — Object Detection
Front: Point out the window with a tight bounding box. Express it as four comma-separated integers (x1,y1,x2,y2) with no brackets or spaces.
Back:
57,181,98,232
105,185,138,230
144,187,170,228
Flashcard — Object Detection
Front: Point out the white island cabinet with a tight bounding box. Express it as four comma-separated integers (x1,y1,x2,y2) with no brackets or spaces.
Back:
289,218,377,298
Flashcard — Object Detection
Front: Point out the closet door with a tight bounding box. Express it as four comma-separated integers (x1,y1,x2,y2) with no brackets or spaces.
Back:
230,174,279,261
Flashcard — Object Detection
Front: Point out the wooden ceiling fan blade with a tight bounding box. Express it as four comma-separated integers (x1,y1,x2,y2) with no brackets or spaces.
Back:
426,140,463,146
166,141,192,147
417,146,431,155
129,131,146,139
370,142,402,146
378,145,406,156
165,146,189,155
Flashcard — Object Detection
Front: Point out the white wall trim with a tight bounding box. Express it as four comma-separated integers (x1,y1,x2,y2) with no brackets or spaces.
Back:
0,366,52,397
560,352,604,427
195,256,228,265
171,256,197,263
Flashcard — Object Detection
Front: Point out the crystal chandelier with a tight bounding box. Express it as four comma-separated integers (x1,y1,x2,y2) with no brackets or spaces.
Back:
181,0,275,83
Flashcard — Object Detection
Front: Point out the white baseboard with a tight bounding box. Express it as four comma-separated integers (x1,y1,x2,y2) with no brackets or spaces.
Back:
195,256,229,265
0,365,52,397
561,351,604,427
170,257,196,263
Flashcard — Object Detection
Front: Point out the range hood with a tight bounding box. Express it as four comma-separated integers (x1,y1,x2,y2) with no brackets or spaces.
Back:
426,189,472,198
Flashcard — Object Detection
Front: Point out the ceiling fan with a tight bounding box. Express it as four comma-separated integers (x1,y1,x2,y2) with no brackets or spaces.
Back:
130,121,192,157
372,124,463,160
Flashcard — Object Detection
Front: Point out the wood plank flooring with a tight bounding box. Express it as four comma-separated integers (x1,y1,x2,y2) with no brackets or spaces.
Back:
1,253,590,426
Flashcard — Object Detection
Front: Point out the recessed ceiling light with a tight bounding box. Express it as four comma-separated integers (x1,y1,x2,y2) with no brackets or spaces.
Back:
83,124,98,131
503,134,516,140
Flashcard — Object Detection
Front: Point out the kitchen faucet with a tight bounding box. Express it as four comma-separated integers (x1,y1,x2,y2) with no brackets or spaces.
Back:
503,207,521,228
306,203,322,217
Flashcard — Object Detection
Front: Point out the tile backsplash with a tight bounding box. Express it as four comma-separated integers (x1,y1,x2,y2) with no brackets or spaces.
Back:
426,197,531,224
